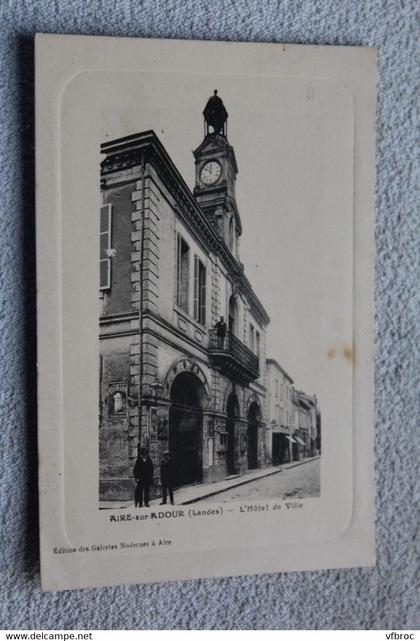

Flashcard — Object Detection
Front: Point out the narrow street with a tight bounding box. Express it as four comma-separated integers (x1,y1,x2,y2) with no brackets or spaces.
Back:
198,458,320,503
99,458,321,509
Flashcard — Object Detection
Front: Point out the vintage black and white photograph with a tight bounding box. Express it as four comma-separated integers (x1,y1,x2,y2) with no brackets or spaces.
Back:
98,87,325,509
36,35,375,590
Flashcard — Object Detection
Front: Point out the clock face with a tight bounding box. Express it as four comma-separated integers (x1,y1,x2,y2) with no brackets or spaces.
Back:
200,160,221,185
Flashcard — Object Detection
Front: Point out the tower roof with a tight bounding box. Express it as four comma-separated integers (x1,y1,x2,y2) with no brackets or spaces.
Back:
203,90,228,136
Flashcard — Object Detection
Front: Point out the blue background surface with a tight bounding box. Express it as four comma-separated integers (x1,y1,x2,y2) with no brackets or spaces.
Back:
0,0,418,630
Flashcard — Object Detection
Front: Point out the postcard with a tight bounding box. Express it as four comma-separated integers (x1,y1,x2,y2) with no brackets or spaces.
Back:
36,34,376,590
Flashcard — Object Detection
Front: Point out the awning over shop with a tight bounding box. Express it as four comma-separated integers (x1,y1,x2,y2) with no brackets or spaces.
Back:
294,436,306,446
271,424,290,435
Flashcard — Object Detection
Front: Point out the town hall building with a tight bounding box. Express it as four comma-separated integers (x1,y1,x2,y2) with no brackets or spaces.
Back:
99,91,271,501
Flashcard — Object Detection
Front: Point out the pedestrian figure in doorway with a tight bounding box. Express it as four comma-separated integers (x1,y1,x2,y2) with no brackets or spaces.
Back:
215,315,227,348
133,447,154,507
160,450,175,505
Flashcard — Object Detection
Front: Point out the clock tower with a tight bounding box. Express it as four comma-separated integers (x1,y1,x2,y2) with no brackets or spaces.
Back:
193,91,242,255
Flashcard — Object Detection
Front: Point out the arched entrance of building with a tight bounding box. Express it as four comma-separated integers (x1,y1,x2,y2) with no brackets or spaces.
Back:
228,295,238,336
226,392,240,476
247,401,261,469
169,372,206,487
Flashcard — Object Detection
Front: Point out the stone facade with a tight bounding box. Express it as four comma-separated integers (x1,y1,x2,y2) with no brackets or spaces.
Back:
266,359,294,465
294,390,319,459
266,359,320,465
99,102,270,501
289,390,319,461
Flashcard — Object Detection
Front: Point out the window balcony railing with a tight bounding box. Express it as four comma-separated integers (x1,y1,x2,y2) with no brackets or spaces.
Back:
208,329,259,384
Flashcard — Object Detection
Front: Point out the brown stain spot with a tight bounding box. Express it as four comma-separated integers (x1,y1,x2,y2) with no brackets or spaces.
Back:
343,344,355,366
326,344,356,365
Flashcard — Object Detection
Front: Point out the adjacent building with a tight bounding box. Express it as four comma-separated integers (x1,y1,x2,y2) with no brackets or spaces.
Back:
266,361,321,464
293,390,319,460
99,91,270,501
266,359,294,465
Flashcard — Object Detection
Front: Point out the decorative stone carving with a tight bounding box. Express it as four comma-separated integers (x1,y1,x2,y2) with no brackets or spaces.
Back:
162,357,211,408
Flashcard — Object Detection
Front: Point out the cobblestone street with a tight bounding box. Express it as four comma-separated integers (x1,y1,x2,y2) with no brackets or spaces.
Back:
199,458,320,503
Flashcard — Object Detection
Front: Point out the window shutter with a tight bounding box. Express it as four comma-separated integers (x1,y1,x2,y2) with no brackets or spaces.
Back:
176,234,189,313
176,234,182,307
100,204,112,290
181,239,189,312
193,257,206,326
193,255,199,320
176,234,180,306
249,324,254,352
200,263,206,325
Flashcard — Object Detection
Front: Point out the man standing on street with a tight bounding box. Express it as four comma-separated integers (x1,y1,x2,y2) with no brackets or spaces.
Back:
215,315,227,348
160,450,175,505
133,447,154,507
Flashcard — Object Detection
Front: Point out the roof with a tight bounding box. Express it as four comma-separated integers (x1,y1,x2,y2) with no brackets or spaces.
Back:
203,90,228,135
295,389,316,408
266,358,294,383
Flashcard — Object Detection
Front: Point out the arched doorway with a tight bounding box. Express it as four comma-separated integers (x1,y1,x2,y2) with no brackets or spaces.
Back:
228,295,238,336
169,372,206,487
226,392,239,476
247,401,261,469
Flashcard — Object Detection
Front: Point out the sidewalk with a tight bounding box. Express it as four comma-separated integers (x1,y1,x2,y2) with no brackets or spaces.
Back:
99,455,320,509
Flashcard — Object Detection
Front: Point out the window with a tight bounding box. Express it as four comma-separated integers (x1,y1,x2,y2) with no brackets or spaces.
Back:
275,405,281,424
275,378,279,398
193,256,206,325
100,204,112,290
228,217,235,250
249,323,255,352
176,234,189,312
229,295,238,335
256,331,260,360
